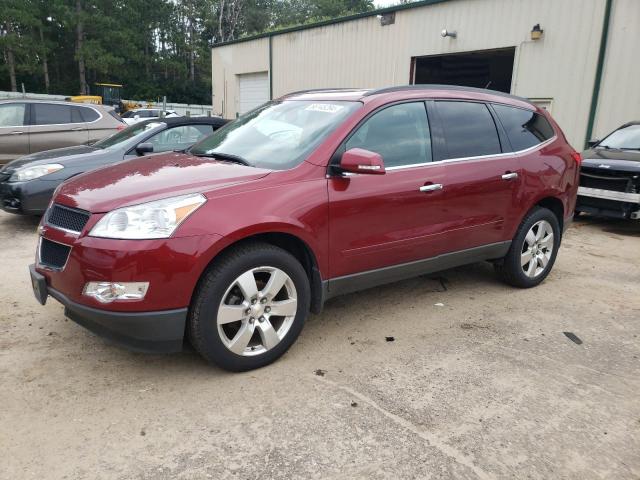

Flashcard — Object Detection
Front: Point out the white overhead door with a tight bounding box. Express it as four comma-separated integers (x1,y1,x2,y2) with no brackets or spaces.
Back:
238,72,269,115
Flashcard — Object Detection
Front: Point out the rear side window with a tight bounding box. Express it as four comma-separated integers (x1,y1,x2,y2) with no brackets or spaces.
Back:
0,103,26,127
436,101,501,159
77,106,100,122
493,104,554,151
346,102,432,168
33,104,73,125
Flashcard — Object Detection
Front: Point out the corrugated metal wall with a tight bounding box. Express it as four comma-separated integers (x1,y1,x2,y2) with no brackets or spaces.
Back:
212,0,638,148
592,0,640,139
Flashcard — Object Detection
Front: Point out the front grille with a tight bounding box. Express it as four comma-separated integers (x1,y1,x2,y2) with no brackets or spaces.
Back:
580,168,637,193
39,238,71,269
46,204,90,233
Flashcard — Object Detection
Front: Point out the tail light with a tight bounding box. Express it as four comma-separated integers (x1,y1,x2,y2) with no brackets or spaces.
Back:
116,124,126,131
571,151,582,165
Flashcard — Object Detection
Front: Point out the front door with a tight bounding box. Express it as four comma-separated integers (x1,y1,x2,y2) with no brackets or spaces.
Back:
328,101,449,282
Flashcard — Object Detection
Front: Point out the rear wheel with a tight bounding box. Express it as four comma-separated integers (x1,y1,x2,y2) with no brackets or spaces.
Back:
189,242,310,371
495,207,561,288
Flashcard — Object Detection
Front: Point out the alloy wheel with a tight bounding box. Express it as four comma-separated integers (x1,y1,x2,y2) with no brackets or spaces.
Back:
520,220,554,278
216,266,298,356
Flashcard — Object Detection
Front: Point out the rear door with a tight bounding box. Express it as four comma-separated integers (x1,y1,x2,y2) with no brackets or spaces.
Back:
432,100,520,251
328,101,449,281
0,102,29,162
29,103,88,153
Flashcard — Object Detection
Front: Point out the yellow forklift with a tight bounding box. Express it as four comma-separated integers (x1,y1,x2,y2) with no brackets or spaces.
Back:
69,83,140,113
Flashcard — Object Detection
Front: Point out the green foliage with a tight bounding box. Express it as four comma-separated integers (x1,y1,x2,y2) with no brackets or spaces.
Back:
0,0,374,103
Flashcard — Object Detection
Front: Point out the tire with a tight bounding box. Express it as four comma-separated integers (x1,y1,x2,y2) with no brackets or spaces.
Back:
495,206,561,288
189,242,310,371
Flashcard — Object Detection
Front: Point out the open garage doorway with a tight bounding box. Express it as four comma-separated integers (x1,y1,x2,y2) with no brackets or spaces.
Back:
411,47,516,93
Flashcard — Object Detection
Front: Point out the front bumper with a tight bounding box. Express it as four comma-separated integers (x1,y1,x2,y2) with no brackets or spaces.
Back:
576,186,640,219
30,264,187,353
0,179,58,215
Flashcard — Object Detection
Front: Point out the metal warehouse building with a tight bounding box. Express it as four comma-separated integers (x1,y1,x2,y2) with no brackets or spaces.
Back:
211,0,639,148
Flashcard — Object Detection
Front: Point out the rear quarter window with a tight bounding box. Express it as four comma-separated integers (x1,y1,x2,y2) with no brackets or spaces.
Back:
436,101,502,159
493,104,554,151
78,106,100,123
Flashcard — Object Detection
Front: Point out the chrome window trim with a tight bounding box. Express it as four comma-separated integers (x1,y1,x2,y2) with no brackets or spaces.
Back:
37,236,72,271
385,135,557,171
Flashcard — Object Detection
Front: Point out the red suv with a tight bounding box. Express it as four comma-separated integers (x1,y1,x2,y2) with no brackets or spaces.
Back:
30,86,580,371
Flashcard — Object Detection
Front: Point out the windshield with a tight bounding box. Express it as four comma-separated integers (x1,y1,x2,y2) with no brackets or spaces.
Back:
190,100,361,169
94,122,164,149
598,124,640,150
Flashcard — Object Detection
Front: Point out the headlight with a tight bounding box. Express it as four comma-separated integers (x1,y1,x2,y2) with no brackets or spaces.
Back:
10,164,64,182
89,193,206,239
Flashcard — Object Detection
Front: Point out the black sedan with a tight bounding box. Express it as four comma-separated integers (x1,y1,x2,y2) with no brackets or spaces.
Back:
577,121,640,220
0,116,226,215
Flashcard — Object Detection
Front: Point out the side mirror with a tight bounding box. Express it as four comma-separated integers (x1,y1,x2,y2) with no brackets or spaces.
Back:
136,142,154,155
134,114,140,120
587,138,600,148
340,148,386,175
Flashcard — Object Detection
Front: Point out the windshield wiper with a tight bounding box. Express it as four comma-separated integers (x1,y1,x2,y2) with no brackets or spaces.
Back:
193,152,252,166
598,145,621,151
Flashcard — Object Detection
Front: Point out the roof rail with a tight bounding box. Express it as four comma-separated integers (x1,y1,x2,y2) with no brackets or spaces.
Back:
362,84,532,104
281,88,365,97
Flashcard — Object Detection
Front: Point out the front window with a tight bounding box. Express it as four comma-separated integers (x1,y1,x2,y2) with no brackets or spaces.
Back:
190,100,361,170
598,124,640,150
93,122,164,149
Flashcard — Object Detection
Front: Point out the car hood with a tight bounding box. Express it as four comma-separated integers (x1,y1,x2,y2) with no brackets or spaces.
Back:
582,148,640,172
0,145,106,172
55,152,271,213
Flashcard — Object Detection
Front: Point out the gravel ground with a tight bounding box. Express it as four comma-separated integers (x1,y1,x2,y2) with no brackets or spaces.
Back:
0,210,639,480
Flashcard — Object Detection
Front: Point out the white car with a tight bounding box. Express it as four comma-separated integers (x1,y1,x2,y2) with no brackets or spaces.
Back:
121,108,180,125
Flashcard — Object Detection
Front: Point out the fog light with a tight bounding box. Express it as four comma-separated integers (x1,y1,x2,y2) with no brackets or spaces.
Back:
83,282,149,303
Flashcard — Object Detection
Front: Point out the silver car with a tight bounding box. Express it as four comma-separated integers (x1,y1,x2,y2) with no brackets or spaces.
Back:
0,99,124,163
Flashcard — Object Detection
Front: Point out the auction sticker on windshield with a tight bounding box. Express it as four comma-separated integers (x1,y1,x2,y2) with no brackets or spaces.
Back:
304,103,344,113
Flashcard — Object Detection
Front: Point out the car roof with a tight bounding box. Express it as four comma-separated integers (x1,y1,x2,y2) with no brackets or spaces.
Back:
137,116,227,127
0,98,114,111
280,85,536,110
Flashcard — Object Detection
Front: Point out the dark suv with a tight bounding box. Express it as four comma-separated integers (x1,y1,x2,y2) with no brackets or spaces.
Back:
30,86,580,371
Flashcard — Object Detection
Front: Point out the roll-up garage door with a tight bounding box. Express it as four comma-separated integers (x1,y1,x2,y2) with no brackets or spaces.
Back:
238,72,269,115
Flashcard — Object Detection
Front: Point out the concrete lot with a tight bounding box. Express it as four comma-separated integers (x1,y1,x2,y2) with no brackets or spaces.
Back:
0,210,639,480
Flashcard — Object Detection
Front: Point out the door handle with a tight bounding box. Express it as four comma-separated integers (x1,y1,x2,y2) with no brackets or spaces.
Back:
501,172,518,180
71,127,84,131
10,131,23,135
420,183,443,192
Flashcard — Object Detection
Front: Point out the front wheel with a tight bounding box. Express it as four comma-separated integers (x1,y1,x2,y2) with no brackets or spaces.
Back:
189,242,310,371
495,206,561,288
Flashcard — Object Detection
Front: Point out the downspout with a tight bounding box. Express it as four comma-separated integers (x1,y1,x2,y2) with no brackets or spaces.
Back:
585,0,613,147
268,35,273,100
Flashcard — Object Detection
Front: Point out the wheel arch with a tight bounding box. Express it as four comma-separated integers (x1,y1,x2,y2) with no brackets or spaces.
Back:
194,229,326,315
534,196,565,231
